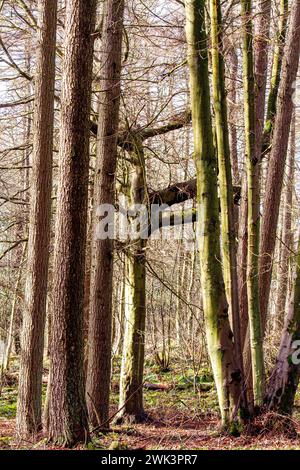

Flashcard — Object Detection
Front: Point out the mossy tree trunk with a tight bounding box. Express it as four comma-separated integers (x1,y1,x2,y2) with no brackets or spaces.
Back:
241,0,272,411
264,0,289,144
185,0,242,429
116,139,148,424
210,0,245,401
241,0,265,408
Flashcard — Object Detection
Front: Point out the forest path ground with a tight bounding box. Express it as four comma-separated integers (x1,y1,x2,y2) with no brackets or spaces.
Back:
1,410,300,450
1,360,300,450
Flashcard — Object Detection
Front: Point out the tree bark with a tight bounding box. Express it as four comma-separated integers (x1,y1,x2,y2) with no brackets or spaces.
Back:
210,0,245,405
264,0,289,144
241,0,272,410
47,0,97,446
86,0,124,429
265,232,300,414
259,0,300,335
274,111,295,333
16,0,57,438
185,0,242,430
241,0,265,407
115,139,148,424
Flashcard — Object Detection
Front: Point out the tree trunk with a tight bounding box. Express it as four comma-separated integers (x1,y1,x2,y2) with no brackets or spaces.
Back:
3,245,26,372
254,0,272,158
210,0,245,405
241,0,272,411
265,232,300,414
185,0,242,430
264,0,289,143
16,0,57,438
274,111,295,333
47,0,96,446
115,140,148,424
241,0,265,407
86,0,124,429
259,0,300,335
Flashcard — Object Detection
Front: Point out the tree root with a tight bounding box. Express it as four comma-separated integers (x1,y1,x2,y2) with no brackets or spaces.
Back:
113,410,151,426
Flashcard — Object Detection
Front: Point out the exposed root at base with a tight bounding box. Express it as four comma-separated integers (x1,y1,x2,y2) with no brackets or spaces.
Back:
113,410,152,426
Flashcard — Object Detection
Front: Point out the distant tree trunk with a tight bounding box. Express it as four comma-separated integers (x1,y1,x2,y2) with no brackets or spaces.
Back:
254,0,272,155
115,140,148,424
86,0,124,429
16,0,57,438
264,0,289,143
274,111,295,333
3,245,26,372
210,0,245,405
265,232,300,414
259,0,300,336
226,43,239,187
238,176,249,352
241,0,265,407
185,0,242,430
47,0,96,446
113,260,126,357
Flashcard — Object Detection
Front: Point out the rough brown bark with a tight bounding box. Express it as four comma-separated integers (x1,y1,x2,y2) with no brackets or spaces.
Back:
254,0,272,161
274,112,295,333
16,0,57,438
86,0,124,428
47,0,97,446
259,0,300,333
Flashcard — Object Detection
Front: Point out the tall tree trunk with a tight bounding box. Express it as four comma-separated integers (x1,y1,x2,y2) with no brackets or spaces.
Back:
185,0,242,429
210,0,245,404
241,0,265,407
16,0,57,438
241,0,272,410
116,139,148,424
265,232,300,414
47,0,96,446
274,112,295,333
259,0,300,335
86,0,124,429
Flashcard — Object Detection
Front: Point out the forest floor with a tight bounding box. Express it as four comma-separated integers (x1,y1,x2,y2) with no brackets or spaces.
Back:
1,357,300,450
